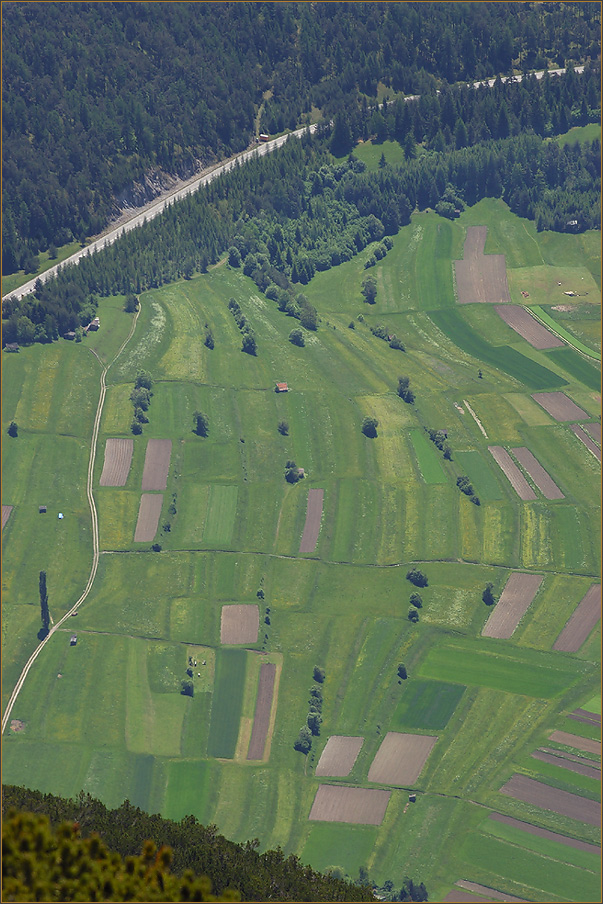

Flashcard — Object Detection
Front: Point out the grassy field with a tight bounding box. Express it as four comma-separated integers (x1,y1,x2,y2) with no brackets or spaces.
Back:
2,195,600,902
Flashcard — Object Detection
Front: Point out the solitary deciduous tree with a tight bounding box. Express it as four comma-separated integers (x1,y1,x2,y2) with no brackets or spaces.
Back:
482,582,496,605
181,679,194,697
407,568,428,587
277,420,289,436
409,592,423,609
39,571,50,635
193,411,209,437
7,421,18,437
289,328,305,347
313,665,325,683
361,416,379,438
361,275,377,304
397,663,408,679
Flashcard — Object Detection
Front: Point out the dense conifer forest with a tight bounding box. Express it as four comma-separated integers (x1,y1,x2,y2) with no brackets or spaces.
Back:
2,0,600,273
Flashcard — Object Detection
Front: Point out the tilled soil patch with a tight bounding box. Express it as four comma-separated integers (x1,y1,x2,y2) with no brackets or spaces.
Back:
442,892,491,903
570,424,602,462
454,227,511,305
488,446,536,500
455,880,527,903
549,730,601,756
510,447,564,499
553,584,601,652
315,736,364,777
532,392,588,421
489,813,600,854
500,773,600,826
572,708,601,724
299,488,324,553
133,494,163,542
482,572,543,639
220,604,259,645
540,746,600,767
141,438,172,490
495,305,563,349
582,422,602,444
247,662,276,760
531,749,601,780
368,732,437,785
308,785,390,825
99,438,134,486
2,505,13,529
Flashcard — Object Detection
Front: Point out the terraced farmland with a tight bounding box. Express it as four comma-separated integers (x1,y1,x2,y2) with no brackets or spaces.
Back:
2,197,600,902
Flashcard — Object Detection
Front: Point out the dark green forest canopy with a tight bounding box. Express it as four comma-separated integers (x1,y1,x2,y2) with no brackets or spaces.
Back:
1,785,377,902
2,0,600,270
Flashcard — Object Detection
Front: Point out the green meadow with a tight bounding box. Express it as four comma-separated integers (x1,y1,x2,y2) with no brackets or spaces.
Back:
2,197,600,902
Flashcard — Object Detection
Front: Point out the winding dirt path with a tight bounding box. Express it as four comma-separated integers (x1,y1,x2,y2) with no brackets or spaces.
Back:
2,303,141,734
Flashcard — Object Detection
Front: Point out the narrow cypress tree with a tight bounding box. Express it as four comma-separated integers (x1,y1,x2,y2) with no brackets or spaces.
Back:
39,571,50,633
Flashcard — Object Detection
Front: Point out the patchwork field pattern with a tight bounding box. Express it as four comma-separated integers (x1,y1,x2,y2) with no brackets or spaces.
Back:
220,605,259,645
482,572,543,639
455,226,511,304
133,494,163,542
495,305,563,349
99,438,134,486
309,785,391,825
368,732,437,785
488,446,536,500
553,584,601,652
531,749,601,779
141,439,172,490
531,392,588,421
315,736,364,777
489,813,601,854
500,774,600,826
510,447,564,499
570,424,602,461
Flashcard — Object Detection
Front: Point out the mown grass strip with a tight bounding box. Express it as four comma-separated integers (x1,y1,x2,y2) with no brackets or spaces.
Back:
409,429,448,484
455,451,504,501
207,649,247,758
529,305,601,360
543,347,601,392
429,309,567,390
203,485,239,545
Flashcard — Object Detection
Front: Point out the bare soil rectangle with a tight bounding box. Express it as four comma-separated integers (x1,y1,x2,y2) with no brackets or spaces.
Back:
133,494,163,542
2,505,13,529
442,892,490,903
531,749,601,780
315,736,364,777
488,446,536,500
308,785,390,825
510,447,564,499
99,438,134,486
573,708,601,724
482,572,543,639
489,813,601,855
141,439,172,490
462,226,487,259
368,731,437,785
582,422,602,444
246,662,276,760
540,746,600,767
220,605,259,645
299,488,324,553
454,227,511,305
495,305,563,349
456,880,527,903
549,731,601,756
570,424,602,462
500,773,600,826
531,392,588,421
553,584,601,652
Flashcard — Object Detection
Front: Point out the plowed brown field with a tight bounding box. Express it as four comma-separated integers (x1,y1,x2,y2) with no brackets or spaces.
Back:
133,493,163,542
2,505,13,529
99,438,134,486
500,773,600,826
495,305,563,349
532,392,588,421
531,749,601,780
570,424,602,462
368,732,437,785
454,226,511,304
482,572,543,639
510,447,564,499
247,662,276,760
582,422,602,444
315,736,364,777
308,785,391,825
299,488,324,553
220,604,259,645
549,730,601,756
553,584,601,652
455,880,527,903
141,439,172,490
489,813,600,854
488,446,536,500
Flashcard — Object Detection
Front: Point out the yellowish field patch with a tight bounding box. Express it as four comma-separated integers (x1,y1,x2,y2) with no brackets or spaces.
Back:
98,492,141,549
520,506,552,569
16,352,59,429
357,394,413,482
503,392,555,427
159,286,208,381
232,652,282,764
101,384,136,434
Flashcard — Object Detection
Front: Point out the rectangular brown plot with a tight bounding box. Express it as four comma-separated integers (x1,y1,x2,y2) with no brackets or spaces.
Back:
488,446,536,500
495,305,563,350
553,584,601,652
582,422,602,444
455,880,528,903
500,773,600,826
246,663,276,760
2,505,13,529
454,227,511,305
570,424,602,462
482,572,543,639
299,488,324,553
308,785,391,825
368,732,437,785
531,749,601,780
220,605,259,645
510,447,564,499
133,494,163,542
141,439,172,491
549,730,601,756
99,438,134,486
315,736,364,777
442,892,491,903
489,813,601,855
531,392,588,422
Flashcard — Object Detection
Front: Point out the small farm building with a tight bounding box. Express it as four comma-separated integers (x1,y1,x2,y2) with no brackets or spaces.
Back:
87,317,100,331
259,133,270,141
70,635,77,645
4,343,19,352
39,505,47,514
275,382,288,392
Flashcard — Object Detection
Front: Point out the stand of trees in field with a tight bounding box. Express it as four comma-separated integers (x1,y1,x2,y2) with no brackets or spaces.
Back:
1,786,377,902
2,1,599,273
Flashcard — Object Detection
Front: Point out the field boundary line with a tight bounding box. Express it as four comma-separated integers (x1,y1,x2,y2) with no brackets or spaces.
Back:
528,305,601,361
463,400,488,437
2,302,141,735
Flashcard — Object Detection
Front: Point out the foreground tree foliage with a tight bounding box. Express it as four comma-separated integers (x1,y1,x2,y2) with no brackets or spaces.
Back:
1,788,377,902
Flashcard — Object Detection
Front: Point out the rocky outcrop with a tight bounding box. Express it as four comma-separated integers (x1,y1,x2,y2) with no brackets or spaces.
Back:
110,160,203,218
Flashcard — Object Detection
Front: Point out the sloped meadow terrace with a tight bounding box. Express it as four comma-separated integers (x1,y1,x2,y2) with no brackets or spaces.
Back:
2,197,600,902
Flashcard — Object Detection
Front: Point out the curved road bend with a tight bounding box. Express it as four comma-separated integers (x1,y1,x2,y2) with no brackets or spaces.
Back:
2,303,141,734
3,64,583,304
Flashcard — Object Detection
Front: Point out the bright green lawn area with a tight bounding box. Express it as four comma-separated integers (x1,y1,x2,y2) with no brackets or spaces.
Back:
544,347,601,391
455,450,504,501
391,679,466,731
554,123,602,146
482,815,601,872
353,139,406,171
203,485,239,545
418,638,591,698
163,760,219,824
301,823,378,878
409,429,448,484
581,694,601,714
207,649,247,758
